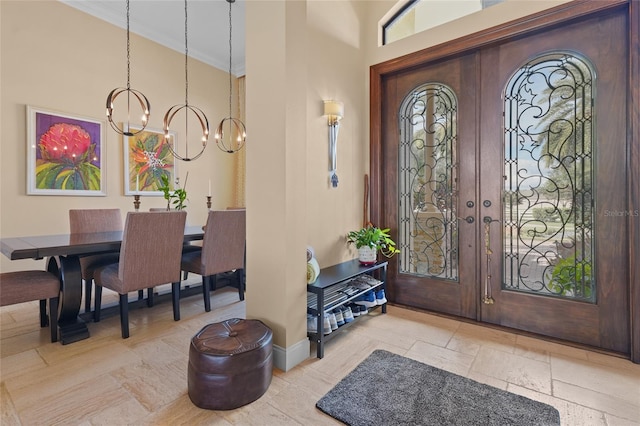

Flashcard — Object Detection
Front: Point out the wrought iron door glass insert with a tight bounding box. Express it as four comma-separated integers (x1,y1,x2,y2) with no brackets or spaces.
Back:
503,52,595,302
399,83,458,280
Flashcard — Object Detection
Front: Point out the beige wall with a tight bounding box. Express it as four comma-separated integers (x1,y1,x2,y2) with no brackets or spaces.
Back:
0,0,236,273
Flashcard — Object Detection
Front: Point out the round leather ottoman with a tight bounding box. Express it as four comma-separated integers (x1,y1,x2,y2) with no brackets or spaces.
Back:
188,318,273,410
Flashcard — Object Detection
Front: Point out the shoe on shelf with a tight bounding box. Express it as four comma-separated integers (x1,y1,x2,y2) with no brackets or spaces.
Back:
327,312,338,331
342,306,354,323
333,308,345,326
353,290,377,308
349,304,360,317
375,289,388,305
307,314,317,333
323,313,333,334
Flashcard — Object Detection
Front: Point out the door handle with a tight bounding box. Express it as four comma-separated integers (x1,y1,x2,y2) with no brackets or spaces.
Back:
458,216,475,224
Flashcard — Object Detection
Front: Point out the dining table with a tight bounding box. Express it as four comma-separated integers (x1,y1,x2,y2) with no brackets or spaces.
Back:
1,225,204,344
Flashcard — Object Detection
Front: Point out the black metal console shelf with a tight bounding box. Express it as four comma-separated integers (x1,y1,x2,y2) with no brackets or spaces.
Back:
307,259,388,358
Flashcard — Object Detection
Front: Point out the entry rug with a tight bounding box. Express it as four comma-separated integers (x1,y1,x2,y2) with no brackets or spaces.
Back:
316,349,560,426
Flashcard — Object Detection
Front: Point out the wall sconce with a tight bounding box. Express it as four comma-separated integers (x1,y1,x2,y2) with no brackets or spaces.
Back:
324,100,344,188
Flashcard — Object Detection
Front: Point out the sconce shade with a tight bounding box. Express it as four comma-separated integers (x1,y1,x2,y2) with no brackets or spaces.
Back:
324,100,344,121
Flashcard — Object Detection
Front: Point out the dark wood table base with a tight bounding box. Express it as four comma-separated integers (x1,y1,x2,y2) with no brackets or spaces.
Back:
47,256,89,344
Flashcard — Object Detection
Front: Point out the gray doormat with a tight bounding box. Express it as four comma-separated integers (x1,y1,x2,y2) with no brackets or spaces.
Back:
316,349,560,426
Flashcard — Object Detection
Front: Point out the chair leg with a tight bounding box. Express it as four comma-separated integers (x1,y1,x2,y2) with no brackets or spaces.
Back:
147,288,154,307
202,276,211,312
138,289,144,301
49,296,59,343
237,269,245,301
94,286,103,322
119,294,129,339
172,282,181,321
39,299,49,327
84,280,92,313
183,271,189,280
210,274,217,292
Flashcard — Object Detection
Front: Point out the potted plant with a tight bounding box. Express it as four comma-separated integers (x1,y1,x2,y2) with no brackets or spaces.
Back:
347,225,400,265
158,174,188,210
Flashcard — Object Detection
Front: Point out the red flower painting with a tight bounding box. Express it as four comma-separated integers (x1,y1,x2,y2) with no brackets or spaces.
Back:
36,122,101,190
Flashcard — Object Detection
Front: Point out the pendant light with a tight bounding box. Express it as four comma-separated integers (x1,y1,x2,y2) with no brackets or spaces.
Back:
105,0,151,137
215,0,246,153
163,0,209,162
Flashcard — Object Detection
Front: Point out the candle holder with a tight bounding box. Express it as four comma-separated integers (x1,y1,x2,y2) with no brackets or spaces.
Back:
133,194,141,211
206,196,212,210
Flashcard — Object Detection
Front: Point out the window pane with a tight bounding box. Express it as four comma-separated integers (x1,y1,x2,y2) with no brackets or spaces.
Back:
503,52,595,302
399,83,458,280
383,0,505,45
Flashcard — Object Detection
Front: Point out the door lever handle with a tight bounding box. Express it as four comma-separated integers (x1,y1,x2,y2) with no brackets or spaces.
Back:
458,216,475,224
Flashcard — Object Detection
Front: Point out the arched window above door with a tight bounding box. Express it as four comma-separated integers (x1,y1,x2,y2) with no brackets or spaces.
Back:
382,0,505,45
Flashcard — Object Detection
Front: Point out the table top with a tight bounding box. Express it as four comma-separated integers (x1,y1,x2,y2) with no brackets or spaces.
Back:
1,225,204,260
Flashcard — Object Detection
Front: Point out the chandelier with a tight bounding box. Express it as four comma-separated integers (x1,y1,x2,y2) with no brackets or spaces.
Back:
215,0,246,153
105,0,151,137
163,0,210,162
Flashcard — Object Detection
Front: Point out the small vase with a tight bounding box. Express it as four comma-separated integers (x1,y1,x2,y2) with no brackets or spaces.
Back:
358,246,377,265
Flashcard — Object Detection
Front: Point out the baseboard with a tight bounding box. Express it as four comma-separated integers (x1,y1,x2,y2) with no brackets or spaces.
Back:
272,337,310,372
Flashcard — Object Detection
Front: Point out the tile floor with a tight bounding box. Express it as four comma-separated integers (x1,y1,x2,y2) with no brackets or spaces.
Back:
1,280,639,425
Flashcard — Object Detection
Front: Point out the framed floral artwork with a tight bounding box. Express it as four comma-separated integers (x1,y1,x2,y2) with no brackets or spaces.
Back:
123,125,177,196
27,106,106,196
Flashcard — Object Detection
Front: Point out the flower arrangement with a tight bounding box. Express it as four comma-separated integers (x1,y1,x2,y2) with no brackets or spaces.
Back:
158,173,188,210
346,225,400,258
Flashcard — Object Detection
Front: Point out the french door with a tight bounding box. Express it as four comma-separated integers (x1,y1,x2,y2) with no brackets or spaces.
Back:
373,3,633,355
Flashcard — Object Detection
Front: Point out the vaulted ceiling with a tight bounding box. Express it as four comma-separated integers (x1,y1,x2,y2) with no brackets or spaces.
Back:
60,0,246,76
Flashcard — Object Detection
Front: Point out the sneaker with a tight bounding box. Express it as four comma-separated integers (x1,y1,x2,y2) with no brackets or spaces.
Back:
333,308,345,326
307,314,317,333
342,306,354,323
375,289,388,305
327,312,338,331
349,304,360,317
323,313,332,334
353,290,377,308
359,304,369,315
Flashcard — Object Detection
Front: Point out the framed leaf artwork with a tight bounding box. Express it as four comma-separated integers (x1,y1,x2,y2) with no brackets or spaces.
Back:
123,125,177,196
27,106,106,196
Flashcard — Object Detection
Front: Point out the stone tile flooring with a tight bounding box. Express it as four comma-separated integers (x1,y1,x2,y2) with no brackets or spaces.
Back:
1,281,639,425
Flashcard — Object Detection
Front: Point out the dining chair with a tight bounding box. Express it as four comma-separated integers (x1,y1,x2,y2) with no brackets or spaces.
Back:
149,208,200,280
93,211,187,339
0,270,61,342
69,208,123,314
181,209,246,312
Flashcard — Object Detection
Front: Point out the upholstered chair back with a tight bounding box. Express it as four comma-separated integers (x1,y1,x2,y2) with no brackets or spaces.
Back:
201,209,246,277
118,211,187,292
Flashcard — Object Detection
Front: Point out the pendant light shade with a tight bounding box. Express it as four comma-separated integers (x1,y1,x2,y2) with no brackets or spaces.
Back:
105,0,151,137
163,0,209,162
215,0,246,153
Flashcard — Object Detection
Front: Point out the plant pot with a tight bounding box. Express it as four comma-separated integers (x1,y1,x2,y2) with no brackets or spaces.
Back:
358,246,377,265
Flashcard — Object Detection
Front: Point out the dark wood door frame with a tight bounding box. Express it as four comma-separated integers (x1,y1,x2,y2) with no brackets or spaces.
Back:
369,0,640,363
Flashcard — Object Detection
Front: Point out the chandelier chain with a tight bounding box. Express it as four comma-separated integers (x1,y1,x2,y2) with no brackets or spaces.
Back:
126,0,130,90
184,0,189,105
228,0,233,117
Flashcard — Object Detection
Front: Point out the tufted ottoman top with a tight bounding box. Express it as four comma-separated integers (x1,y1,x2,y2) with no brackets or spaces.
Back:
191,318,272,357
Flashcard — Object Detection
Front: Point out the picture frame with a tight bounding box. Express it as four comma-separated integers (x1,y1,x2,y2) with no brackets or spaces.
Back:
123,125,177,196
27,106,106,196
